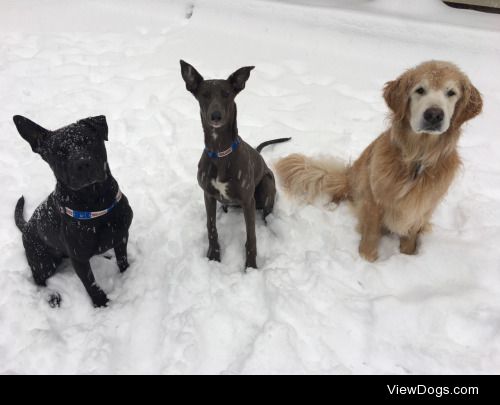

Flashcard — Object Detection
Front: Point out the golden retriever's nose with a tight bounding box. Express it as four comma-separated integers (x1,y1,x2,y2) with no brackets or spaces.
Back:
423,107,444,125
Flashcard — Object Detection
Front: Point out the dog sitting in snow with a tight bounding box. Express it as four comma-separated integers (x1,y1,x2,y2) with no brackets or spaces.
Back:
14,115,133,307
276,61,482,261
180,60,290,269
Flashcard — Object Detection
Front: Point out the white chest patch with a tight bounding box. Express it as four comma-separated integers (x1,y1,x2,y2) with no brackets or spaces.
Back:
211,131,218,140
211,178,230,200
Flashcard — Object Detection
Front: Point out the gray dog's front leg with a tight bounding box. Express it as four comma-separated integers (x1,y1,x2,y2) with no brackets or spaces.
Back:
204,193,221,262
71,258,109,307
243,196,257,269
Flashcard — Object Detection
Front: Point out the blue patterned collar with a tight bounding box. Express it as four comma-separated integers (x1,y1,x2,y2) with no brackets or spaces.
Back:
205,137,241,159
59,190,122,220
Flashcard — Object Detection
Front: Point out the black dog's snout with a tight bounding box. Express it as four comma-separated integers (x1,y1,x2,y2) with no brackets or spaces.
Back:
69,158,105,186
211,111,222,122
423,107,444,125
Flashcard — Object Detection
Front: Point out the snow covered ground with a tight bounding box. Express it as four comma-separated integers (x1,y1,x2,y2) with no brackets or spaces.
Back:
1,0,500,374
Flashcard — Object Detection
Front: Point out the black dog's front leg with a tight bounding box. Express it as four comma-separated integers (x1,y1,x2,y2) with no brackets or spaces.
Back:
114,239,129,273
71,258,109,307
242,196,257,269
204,193,220,262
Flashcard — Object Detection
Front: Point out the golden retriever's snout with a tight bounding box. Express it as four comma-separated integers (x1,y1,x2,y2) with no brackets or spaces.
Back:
410,87,456,135
422,107,444,132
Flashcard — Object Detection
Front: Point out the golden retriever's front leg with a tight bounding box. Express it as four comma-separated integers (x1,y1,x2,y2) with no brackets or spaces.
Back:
400,230,419,255
358,199,383,262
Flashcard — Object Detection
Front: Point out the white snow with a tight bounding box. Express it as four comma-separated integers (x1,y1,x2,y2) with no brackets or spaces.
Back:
1,0,500,374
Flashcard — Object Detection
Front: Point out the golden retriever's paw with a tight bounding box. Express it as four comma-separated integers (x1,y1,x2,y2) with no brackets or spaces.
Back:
359,244,379,262
400,242,418,255
399,235,418,255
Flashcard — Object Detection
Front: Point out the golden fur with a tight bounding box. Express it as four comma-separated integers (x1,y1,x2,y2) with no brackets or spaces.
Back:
275,61,483,261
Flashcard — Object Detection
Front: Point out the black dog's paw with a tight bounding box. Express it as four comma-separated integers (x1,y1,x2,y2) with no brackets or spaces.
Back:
185,3,194,19
118,260,129,274
91,289,110,308
48,292,62,308
207,246,221,262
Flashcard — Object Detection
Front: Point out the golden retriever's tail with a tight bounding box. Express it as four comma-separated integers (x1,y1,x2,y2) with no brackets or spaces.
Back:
275,154,350,203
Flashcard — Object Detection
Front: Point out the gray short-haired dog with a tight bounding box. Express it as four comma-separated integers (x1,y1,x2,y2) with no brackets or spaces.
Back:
180,60,290,269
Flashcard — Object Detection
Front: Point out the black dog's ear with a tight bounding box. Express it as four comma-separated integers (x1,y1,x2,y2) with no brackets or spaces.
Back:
79,115,108,141
228,66,255,94
13,115,49,153
180,60,204,94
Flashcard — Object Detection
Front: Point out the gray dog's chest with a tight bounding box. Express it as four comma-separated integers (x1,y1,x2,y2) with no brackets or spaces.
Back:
197,147,264,204
198,155,258,204
198,164,237,204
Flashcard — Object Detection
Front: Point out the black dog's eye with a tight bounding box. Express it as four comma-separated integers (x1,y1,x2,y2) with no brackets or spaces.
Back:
221,90,229,98
202,92,211,98
446,89,456,97
415,87,425,95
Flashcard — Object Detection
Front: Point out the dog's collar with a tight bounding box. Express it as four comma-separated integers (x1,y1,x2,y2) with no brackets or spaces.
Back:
205,137,241,159
59,190,122,220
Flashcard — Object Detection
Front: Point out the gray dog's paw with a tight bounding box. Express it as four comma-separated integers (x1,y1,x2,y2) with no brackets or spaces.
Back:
207,246,221,262
245,259,258,269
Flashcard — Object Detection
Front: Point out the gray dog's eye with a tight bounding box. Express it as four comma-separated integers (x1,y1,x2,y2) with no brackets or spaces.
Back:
415,87,425,95
446,90,456,97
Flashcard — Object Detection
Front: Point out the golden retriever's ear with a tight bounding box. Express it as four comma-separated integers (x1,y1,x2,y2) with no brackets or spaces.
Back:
383,75,410,122
456,81,483,125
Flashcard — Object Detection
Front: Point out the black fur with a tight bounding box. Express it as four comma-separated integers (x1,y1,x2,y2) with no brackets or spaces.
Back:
13,115,133,307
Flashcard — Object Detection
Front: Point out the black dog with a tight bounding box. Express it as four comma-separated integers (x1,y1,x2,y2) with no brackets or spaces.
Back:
13,115,133,307
180,60,290,269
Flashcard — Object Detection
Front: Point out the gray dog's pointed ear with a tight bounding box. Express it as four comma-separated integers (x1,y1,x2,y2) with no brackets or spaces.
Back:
228,66,255,94
180,60,204,94
79,115,108,141
13,115,49,153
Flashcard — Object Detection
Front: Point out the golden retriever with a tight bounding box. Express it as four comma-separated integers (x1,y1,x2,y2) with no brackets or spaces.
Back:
275,61,483,261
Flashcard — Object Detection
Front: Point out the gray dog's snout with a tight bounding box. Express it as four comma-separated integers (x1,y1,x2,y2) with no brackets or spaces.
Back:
423,107,444,125
211,111,222,122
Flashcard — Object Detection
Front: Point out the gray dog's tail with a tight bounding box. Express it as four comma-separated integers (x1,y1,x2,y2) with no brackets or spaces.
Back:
256,137,291,153
15,196,27,233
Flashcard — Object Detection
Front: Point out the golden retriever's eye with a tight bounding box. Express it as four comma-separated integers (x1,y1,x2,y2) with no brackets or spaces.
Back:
415,87,426,95
446,90,456,97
